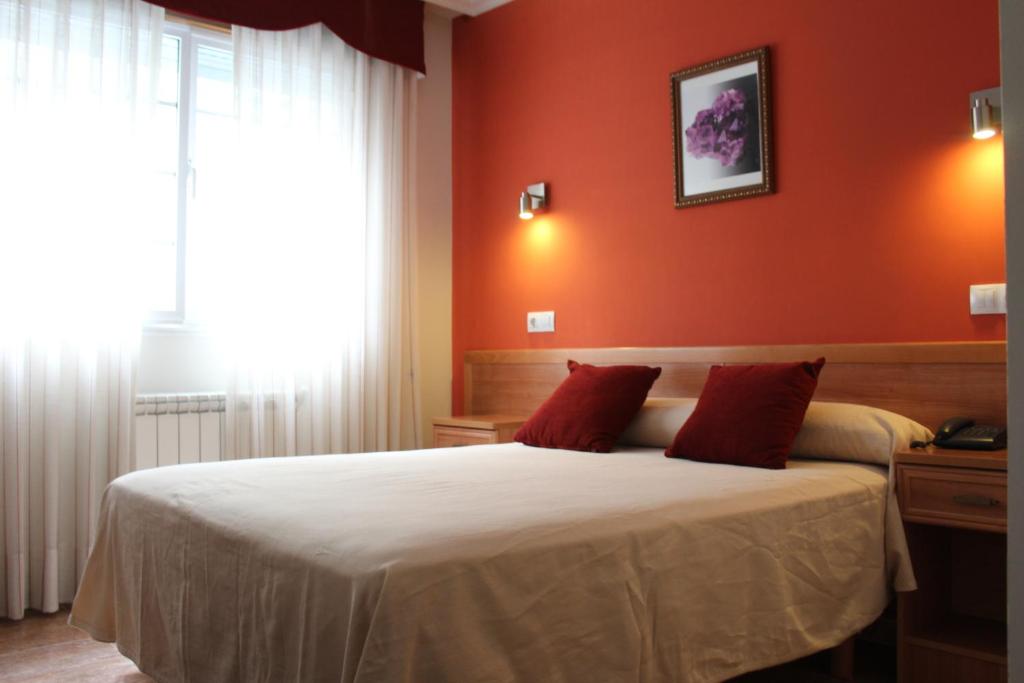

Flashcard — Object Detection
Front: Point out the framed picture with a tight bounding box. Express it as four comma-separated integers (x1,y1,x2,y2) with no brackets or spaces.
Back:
670,46,773,208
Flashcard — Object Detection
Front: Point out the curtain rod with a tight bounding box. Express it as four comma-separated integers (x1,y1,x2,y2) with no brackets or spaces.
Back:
167,10,231,35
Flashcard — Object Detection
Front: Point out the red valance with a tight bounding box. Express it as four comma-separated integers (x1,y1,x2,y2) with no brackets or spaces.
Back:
151,0,425,74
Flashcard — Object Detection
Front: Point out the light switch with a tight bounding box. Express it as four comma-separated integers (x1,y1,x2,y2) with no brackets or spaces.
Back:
527,311,555,333
969,283,1007,315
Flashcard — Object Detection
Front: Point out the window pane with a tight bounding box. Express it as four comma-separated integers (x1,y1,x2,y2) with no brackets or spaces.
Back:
194,110,233,182
153,103,180,174
196,44,233,115
192,43,234,211
143,33,183,317
186,41,234,323
150,35,181,174
158,35,181,105
139,172,180,313
141,240,179,313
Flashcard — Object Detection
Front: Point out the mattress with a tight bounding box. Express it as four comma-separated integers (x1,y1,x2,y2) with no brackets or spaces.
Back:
70,444,910,683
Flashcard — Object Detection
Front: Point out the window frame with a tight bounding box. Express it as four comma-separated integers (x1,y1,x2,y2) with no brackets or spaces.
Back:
146,20,232,327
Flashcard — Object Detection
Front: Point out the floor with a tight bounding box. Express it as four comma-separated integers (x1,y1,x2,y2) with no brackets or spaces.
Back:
0,609,896,683
0,610,150,683
735,643,896,683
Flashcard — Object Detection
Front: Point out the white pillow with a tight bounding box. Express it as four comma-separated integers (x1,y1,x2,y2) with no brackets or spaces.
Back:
619,397,697,447
619,397,932,465
789,401,934,465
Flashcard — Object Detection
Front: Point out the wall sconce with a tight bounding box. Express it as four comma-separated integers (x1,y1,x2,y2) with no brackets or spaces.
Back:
518,182,548,220
970,87,1001,140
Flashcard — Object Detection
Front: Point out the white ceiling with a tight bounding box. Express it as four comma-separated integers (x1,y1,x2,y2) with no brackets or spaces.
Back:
427,0,514,17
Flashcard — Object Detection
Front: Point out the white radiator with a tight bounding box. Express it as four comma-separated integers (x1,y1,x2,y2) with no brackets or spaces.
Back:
135,393,226,469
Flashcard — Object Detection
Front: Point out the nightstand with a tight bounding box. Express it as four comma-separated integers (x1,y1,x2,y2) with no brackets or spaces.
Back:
431,415,527,448
895,446,1007,683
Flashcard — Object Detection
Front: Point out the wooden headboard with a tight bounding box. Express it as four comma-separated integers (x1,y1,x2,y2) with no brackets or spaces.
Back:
464,342,1007,431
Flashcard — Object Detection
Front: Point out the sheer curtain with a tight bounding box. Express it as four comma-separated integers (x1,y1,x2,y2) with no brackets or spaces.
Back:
0,0,164,619
193,24,420,458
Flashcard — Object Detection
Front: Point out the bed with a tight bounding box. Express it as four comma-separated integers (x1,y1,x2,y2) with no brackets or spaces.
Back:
73,444,898,682
70,342,1007,683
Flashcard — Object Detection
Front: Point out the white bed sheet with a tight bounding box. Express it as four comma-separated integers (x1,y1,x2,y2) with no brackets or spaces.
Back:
70,444,911,683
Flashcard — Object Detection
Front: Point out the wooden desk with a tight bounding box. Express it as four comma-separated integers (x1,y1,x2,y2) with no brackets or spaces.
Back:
895,447,1007,683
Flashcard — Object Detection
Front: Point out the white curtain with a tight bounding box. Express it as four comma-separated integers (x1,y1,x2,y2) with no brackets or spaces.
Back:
193,24,420,458
0,0,164,619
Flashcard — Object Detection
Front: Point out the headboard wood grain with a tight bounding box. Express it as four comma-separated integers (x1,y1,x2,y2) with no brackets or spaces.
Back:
464,342,1007,431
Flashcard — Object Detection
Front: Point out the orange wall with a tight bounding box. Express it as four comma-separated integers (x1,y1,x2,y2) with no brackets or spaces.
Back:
452,0,1005,412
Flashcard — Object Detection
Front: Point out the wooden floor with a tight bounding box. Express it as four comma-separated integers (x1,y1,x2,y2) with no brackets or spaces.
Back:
0,609,895,683
735,644,896,683
0,609,151,683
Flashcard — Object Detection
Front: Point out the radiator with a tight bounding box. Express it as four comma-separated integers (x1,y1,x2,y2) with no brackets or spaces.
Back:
135,393,226,469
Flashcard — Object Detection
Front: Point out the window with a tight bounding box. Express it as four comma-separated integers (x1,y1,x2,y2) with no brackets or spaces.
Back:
145,23,233,323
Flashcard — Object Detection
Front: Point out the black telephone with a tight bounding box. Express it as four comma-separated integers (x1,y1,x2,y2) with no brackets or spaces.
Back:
930,417,1007,451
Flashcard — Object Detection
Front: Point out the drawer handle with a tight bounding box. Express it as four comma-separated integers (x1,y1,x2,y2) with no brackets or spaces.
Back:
952,493,1000,507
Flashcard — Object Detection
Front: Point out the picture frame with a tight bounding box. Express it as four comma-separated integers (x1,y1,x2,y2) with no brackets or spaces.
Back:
670,46,773,208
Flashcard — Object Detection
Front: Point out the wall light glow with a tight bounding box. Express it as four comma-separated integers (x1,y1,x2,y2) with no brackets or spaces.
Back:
921,137,1004,241
526,219,554,248
964,137,1005,181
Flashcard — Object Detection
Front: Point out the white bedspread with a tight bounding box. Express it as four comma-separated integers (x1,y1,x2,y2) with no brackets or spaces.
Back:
70,444,910,683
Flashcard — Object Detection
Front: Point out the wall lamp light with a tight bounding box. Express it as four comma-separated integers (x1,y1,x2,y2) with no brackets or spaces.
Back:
518,182,548,220
970,87,1001,140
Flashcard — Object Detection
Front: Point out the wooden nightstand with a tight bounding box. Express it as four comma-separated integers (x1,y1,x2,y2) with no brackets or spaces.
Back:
431,415,527,448
895,446,1008,683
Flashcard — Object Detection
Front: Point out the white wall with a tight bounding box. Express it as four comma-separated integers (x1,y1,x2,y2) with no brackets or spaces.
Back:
414,8,455,444
137,330,227,394
137,14,455,447
1001,0,1023,678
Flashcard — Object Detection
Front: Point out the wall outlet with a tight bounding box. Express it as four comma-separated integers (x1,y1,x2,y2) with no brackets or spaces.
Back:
970,283,1007,315
527,311,555,333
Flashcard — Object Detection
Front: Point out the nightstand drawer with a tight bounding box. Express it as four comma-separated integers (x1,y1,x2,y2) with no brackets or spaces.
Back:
898,465,1007,532
431,415,526,448
433,426,499,448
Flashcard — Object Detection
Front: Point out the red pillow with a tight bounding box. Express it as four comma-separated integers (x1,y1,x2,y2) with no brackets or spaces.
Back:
665,358,825,469
514,361,662,452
